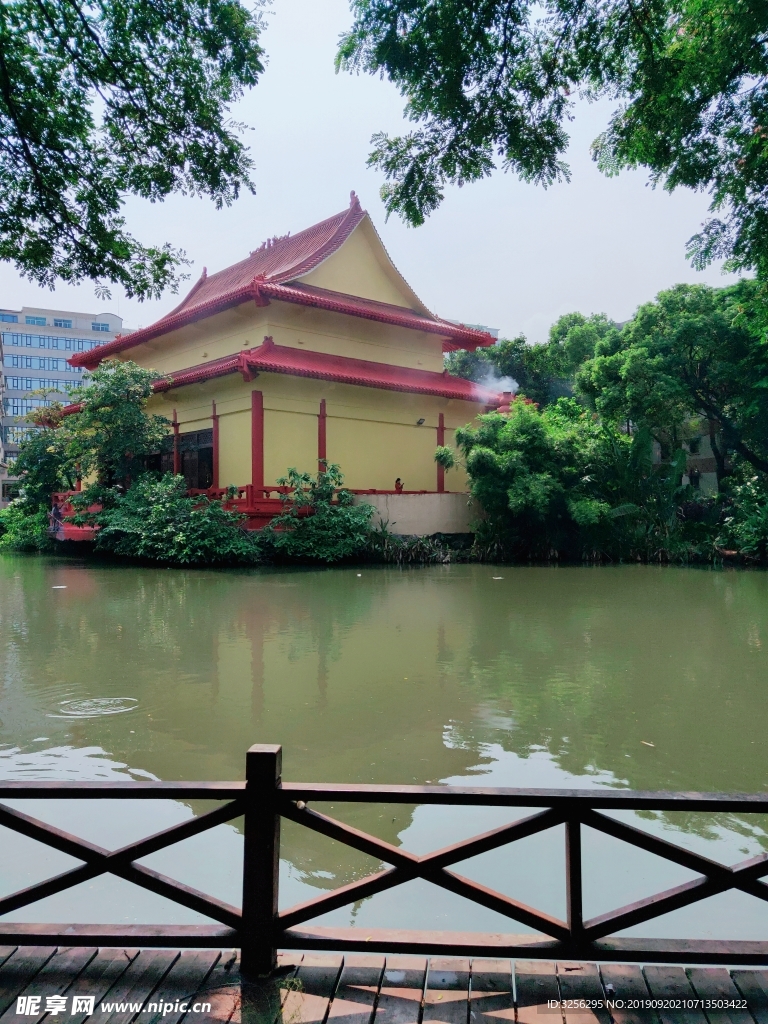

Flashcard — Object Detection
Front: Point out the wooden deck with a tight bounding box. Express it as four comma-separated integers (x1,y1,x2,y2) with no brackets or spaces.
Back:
2,947,768,1024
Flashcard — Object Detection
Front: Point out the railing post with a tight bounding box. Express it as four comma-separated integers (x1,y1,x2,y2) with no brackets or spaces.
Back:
565,817,583,948
241,744,282,978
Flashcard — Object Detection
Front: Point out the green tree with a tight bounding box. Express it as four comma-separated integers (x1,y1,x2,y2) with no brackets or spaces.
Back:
437,398,691,560
260,463,375,563
0,0,264,297
8,416,73,510
446,317,610,405
548,313,619,376
576,282,768,484
338,0,768,283
65,360,170,493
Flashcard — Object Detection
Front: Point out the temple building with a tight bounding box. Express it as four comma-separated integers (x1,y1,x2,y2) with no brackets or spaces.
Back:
69,194,501,534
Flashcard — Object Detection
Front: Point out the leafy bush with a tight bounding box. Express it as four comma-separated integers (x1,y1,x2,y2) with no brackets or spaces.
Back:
0,501,52,551
260,464,374,564
718,475,768,560
84,474,260,565
0,503,52,552
444,398,702,562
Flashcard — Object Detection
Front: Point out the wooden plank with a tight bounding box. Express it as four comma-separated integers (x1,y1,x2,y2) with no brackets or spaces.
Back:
140,950,221,1024
280,953,343,1024
0,924,237,946
68,949,142,1024
643,966,706,1024
557,963,611,1024
374,955,428,1024
0,946,97,1024
279,784,768,812
0,948,16,971
600,963,657,1024
326,954,385,1024
687,969,754,1024
732,971,768,1024
99,949,180,1024
470,958,514,1024
423,957,470,1024
185,951,248,1024
0,946,58,1016
515,960,561,1024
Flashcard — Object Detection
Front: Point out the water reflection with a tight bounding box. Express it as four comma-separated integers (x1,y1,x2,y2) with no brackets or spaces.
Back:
1,556,767,935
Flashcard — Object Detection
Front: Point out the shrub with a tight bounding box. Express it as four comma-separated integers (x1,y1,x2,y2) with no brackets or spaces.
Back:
0,502,52,551
444,397,699,561
718,475,768,560
259,464,374,564
84,474,260,565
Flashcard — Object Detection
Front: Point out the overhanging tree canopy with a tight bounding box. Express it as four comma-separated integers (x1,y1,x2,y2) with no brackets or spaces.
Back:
338,0,768,280
0,0,265,298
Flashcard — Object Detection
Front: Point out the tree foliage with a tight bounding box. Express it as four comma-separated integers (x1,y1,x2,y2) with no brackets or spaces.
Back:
0,0,265,297
576,281,768,481
65,360,170,493
446,313,614,405
87,473,259,564
446,398,696,560
260,463,375,564
338,0,768,281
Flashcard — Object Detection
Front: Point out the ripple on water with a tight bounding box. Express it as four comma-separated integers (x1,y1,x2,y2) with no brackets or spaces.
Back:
48,697,139,719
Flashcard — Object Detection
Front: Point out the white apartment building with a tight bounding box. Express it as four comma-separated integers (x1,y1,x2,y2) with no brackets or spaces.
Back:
1,305,127,504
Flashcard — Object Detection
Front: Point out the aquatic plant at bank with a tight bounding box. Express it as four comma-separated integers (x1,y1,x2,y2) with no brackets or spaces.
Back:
81,474,260,565
259,464,375,564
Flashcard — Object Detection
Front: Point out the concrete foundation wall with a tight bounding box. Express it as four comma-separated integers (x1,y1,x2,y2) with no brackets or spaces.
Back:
354,492,475,536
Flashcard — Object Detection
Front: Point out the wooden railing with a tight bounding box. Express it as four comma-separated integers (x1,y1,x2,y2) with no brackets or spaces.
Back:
2,744,768,977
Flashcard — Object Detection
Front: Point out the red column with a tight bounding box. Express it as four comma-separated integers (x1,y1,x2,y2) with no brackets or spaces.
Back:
172,409,180,476
212,400,220,490
251,390,264,493
437,412,445,493
318,399,327,472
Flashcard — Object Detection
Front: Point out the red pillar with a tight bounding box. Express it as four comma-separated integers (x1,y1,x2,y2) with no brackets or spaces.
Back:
318,399,327,472
437,412,445,493
251,390,264,493
172,409,180,476
211,400,219,490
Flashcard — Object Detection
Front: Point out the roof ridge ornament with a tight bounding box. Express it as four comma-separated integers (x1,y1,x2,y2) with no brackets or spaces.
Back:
350,190,361,209
252,232,291,255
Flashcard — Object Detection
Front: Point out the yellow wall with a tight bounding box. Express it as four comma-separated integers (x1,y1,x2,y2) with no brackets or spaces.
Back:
264,408,317,484
300,219,428,312
147,371,481,493
218,409,251,488
126,301,446,377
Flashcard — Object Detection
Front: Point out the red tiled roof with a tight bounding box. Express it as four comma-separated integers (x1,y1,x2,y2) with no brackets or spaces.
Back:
69,195,495,368
151,337,501,404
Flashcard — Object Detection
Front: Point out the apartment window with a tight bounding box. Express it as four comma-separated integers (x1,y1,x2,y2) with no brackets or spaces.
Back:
5,355,33,369
91,322,110,332
53,319,72,329
2,332,99,352
4,397,51,416
4,377,68,393
3,426,35,444
0,313,18,323
25,316,46,326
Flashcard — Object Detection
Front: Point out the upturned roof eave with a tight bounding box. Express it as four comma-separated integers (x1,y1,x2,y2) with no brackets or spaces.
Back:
69,282,495,370
152,339,501,404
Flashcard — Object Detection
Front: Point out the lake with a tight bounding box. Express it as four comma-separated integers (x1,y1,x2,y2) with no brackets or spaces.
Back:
1,555,767,939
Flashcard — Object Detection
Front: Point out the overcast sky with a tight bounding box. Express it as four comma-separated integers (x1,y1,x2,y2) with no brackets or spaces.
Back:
0,0,744,342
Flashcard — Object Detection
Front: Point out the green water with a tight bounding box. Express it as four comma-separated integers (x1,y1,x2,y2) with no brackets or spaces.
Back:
1,555,767,938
